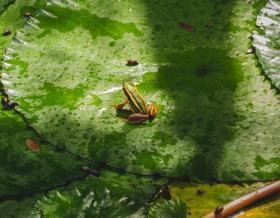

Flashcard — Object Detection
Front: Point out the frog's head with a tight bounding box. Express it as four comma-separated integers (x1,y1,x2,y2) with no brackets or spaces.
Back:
123,82,135,89
122,82,137,94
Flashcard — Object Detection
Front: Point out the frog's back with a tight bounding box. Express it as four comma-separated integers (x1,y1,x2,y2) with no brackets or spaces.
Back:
122,82,148,114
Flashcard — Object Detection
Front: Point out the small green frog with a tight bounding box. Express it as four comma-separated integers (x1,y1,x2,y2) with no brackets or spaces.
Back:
113,82,158,124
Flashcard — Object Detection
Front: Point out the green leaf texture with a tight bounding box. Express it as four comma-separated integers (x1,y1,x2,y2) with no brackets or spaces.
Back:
0,0,15,13
253,0,280,88
0,95,95,196
148,199,187,218
169,182,273,218
0,171,164,218
1,0,280,181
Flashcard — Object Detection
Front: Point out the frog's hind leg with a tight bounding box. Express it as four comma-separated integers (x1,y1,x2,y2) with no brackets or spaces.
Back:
127,113,149,124
112,99,129,110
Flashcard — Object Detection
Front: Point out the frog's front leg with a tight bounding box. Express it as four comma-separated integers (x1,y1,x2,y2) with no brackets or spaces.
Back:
113,99,129,110
127,113,149,124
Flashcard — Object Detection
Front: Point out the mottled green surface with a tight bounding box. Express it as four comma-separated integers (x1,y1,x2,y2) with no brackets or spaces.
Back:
148,199,187,218
0,0,34,60
253,0,280,89
0,94,95,196
0,171,165,218
0,1,279,217
2,0,279,181
0,0,14,13
237,193,280,218
0,196,40,218
169,182,280,218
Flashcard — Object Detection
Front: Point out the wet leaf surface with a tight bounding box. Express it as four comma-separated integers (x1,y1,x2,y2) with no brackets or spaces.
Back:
169,181,280,218
0,94,95,196
0,0,37,67
1,0,279,181
0,0,279,217
253,0,280,89
0,0,15,14
236,193,280,218
148,199,187,218
0,171,166,218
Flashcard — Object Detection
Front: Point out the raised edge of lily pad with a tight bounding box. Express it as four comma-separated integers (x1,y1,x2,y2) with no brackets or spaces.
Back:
253,0,280,89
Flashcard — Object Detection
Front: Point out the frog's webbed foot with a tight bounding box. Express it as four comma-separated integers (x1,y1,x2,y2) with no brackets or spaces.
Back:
112,99,129,110
147,102,158,120
126,113,149,124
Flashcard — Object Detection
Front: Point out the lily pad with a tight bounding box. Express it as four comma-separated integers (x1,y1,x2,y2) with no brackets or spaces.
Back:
0,171,165,218
169,181,280,218
253,0,280,89
1,0,280,181
148,199,187,218
236,193,280,218
0,0,36,61
0,0,15,13
0,94,95,196
0,196,40,218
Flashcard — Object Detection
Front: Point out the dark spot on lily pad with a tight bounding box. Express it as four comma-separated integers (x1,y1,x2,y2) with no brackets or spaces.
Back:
3,30,11,37
179,22,194,32
24,12,32,18
196,189,205,195
196,67,209,77
126,59,139,66
1,96,19,110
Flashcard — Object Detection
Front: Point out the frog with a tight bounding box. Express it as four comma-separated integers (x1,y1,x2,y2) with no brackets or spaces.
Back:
113,82,158,124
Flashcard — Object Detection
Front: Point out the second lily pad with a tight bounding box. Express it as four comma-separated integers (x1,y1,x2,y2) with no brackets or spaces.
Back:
0,171,165,218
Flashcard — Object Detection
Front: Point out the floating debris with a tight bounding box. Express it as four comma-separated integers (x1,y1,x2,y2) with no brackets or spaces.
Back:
196,189,205,195
25,138,40,152
24,12,32,18
126,59,138,66
214,205,224,215
150,185,171,202
158,185,171,200
246,47,256,54
179,22,194,32
207,21,214,28
80,166,100,177
1,96,18,110
196,67,209,77
2,30,11,37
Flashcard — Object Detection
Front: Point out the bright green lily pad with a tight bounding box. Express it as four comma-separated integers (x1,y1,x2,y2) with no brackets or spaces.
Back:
0,171,165,218
253,0,280,89
0,0,35,61
2,0,280,181
0,94,95,196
